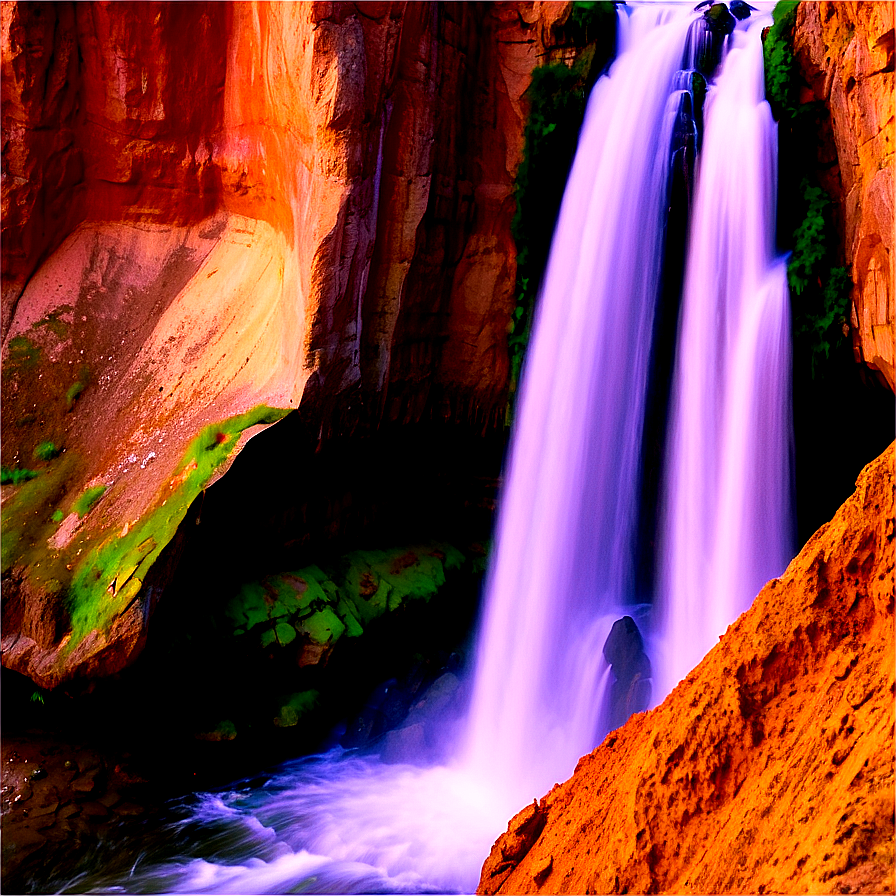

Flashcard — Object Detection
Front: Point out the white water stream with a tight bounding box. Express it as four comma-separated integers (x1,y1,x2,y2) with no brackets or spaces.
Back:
655,14,794,696
57,5,792,894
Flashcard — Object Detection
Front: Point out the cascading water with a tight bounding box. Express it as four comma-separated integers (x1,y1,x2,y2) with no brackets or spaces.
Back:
53,5,792,895
655,9,794,697
461,4,713,805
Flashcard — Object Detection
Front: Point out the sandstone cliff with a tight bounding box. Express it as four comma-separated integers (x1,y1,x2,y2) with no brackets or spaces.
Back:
793,0,895,390
0,1,574,688
479,443,895,896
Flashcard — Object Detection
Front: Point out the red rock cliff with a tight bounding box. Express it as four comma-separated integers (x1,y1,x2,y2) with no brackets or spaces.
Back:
479,443,895,896
0,1,573,687
793,1,895,390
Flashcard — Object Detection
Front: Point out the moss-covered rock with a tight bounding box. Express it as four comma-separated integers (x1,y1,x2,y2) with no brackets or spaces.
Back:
224,542,468,662
273,690,320,728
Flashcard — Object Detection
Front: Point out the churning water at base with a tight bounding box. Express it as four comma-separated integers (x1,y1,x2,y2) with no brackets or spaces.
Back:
55,5,792,895
58,753,511,895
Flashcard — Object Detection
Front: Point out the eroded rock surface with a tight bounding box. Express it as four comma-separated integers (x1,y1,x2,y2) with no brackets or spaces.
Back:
794,1,895,390
0,1,576,687
479,443,895,895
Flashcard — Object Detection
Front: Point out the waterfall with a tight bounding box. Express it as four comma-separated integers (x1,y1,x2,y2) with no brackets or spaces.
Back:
656,13,794,697
52,5,793,895
461,3,707,805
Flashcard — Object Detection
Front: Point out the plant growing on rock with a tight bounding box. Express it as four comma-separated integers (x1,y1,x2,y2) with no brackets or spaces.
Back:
1,466,39,485
65,405,291,648
34,441,61,462
763,1,852,380
72,485,107,519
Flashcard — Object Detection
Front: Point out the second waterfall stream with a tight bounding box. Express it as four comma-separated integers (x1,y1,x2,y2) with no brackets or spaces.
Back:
57,4,793,894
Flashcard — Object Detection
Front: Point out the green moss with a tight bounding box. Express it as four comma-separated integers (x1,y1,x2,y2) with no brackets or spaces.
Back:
72,485,107,518
298,607,345,645
5,336,41,376
763,1,801,117
195,719,237,742
273,690,320,728
274,621,297,645
65,405,290,648
65,381,85,411
764,2,852,381
34,307,72,339
1,453,78,576
224,542,469,656
33,441,61,462
1,467,39,485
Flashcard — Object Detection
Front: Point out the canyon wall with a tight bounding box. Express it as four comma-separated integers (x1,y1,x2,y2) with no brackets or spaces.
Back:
1,1,891,693
0,0,572,688
479,443,895,896
793,0,895,390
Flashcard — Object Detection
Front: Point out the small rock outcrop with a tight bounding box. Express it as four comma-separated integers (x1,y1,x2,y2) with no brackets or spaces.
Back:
479,443,895,895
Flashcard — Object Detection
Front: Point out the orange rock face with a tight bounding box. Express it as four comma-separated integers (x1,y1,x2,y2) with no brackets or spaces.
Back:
0,2,575,687
479,444,895,896
793,1,895,391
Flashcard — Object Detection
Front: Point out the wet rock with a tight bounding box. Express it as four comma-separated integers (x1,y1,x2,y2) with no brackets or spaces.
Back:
70,774,97,795
729,1,756,20
79,802,109,819
194,720,238,742
115,802,144,817
601,616,653,733
793,1,895,390
30,800,58,818
378,682,412,732
72,751,102,774
98,791,121,809
703,3,736,36
4,826,46,855
380,723,428,765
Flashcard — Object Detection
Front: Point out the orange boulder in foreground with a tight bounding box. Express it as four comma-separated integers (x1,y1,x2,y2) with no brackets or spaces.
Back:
480,443,895,896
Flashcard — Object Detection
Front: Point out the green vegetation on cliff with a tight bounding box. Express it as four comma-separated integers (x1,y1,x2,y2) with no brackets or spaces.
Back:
509,2,618,406
763,1,801,117
224,543,466,652
764,0,851,379
66,405,291,647
2,403,289,648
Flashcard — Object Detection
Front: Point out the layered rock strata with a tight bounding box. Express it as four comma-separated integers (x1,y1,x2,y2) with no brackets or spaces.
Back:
794,0,895,390
479,443,895,895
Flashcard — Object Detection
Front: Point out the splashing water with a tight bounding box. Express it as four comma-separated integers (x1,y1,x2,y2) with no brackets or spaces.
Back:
55,5,791,894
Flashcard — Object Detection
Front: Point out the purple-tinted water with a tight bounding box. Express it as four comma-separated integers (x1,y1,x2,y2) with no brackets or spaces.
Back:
54,6,792,895
656,15,794,697
461,3,703,805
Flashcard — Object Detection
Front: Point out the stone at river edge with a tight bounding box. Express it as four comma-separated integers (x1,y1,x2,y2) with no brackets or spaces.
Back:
479,443,895,896
794,1,895,391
